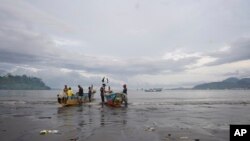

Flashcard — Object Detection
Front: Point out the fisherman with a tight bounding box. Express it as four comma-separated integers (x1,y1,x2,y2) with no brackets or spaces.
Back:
62,85,68,103
123,84,127,94
123,84,128,107
100,84,105,106
108,86,112,93
67,87,74,99
88,86,92,102
63,85,68,94
78,85,84,102
102,77,105,83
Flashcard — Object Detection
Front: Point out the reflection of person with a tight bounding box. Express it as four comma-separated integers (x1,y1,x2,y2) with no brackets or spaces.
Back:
123,84,128,107
100,84,105,106
88,86,92,102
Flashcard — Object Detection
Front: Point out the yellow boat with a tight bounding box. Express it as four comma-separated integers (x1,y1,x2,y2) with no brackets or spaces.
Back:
57,90,96,106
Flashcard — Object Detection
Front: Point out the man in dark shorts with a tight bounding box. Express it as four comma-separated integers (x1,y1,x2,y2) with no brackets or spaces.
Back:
100,84,105,106
78,85,83,102
88,86,92,102
123,84,128,107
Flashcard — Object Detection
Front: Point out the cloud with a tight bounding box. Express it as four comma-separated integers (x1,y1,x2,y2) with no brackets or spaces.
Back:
1,0,250,88
184,38,250,69
0,19,200,77
162,49,201,61
223,70,240,77
207,38,250,65
1,22,249,88
0,0,72,32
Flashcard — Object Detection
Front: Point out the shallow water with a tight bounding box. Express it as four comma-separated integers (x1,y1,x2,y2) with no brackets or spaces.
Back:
0,90,250,141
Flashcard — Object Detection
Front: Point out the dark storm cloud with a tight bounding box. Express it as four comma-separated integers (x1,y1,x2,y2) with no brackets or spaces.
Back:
0,50,41,64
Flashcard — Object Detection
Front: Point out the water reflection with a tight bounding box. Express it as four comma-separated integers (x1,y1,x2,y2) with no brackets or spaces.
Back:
56,104,128,134
99,107,128,127
100,110,105,127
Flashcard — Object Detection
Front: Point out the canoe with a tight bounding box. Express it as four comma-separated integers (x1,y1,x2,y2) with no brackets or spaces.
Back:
104,92,127,107
57,90,96,106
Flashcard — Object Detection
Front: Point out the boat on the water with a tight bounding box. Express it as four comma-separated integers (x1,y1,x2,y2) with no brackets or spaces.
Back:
57,90,96,106
104,92,127,107
144,88,163,92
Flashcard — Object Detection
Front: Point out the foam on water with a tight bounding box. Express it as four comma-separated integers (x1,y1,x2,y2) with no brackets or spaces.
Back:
0,100,27,105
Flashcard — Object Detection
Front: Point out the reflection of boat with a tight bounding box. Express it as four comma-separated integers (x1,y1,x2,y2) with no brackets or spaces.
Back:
57,90,96,106
105,92,127,107
144,88,162,92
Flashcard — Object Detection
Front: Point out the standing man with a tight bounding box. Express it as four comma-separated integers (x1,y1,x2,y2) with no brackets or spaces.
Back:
100,84,105,107
123,84,128,107
88,86,92,102
63,85,68,103
78,85,83,102
67,87,73,98
102,77,105,83
63,85,68,94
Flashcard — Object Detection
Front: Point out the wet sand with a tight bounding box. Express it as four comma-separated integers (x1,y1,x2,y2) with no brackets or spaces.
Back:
0,103,236,141
1,90,250,141
0,113,221,141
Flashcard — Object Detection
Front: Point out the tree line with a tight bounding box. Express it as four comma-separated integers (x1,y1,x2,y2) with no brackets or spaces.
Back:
0,73,50,90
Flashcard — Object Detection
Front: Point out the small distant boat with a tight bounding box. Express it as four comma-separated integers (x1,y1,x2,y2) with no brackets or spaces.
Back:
144,88,162,92
104,92,127,107
57,90,96,106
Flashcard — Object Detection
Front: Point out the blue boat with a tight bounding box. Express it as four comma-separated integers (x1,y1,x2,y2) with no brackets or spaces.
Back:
105,92,127,107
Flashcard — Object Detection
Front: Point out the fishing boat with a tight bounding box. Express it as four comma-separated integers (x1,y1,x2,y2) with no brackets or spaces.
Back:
144,88,162,92
104,92,127,107
57,90,96,106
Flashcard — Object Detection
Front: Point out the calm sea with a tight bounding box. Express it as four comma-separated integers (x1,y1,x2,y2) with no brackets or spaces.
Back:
0,90,250,141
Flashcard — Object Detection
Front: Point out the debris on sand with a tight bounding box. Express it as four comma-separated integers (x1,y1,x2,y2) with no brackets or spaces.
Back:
40,130,59,135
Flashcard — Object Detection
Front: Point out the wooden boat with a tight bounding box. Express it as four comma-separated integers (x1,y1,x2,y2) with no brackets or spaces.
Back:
104,92,127,107
57,90,96,106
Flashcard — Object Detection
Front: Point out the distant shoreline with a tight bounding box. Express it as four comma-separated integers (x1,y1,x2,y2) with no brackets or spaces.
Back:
0,74,51,90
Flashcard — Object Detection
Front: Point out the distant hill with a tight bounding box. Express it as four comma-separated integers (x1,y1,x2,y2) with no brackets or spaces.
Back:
0,74,50,90
193,77,250,90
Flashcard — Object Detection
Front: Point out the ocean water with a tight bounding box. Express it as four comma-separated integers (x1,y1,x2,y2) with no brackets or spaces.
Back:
0,90,250,141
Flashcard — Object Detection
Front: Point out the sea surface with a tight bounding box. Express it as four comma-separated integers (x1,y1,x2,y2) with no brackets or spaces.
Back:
0,90,250,141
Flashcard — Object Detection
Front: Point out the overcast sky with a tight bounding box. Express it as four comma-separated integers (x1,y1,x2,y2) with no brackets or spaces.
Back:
0,0,250,89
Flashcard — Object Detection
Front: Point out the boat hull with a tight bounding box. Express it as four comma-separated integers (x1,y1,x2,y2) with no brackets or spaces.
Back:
105,92,127,107
58,92,95,106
